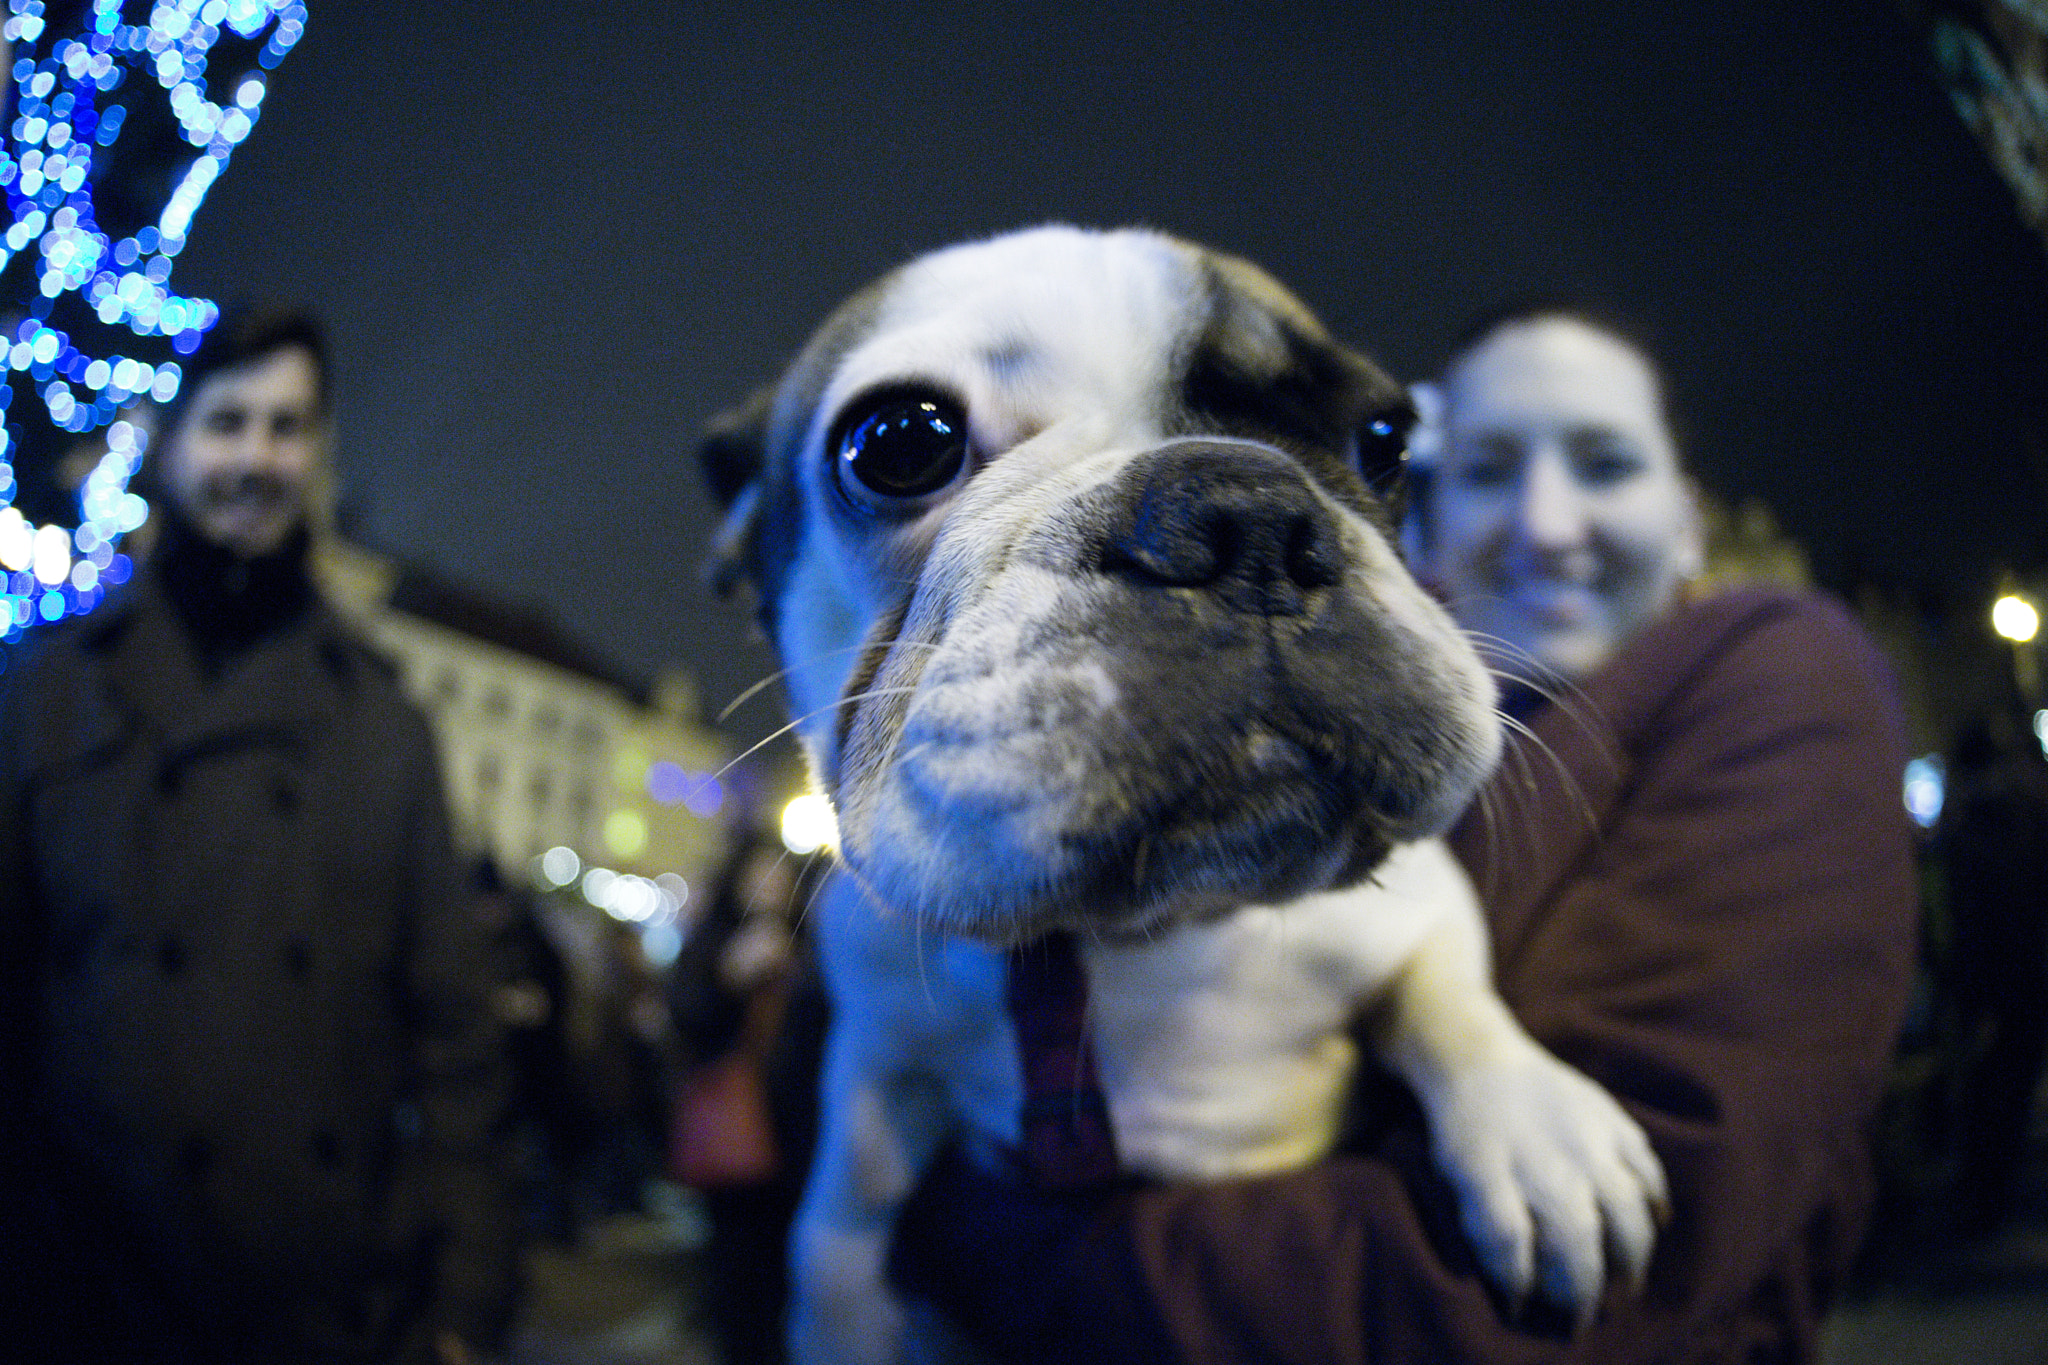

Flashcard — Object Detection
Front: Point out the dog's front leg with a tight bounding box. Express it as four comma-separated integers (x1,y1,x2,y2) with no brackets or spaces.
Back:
791,1022,952,1365
1374,905,1668,1326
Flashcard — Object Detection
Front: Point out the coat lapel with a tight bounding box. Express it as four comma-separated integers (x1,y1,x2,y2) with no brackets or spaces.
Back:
101,573,348,774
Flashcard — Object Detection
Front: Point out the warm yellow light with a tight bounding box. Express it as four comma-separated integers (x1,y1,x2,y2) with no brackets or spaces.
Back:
1992,594,2040,643
603,808,649,858
781,793,839,855
611,744,650,791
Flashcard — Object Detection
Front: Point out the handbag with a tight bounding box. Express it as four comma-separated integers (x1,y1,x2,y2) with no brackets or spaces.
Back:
666,973,790,1188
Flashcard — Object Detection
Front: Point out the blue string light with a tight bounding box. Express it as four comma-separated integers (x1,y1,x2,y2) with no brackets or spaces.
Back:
0,0,306,640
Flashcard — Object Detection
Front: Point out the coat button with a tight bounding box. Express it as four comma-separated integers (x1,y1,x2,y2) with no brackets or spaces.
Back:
271,776,299,815
284,938,312,979
158,934,186,977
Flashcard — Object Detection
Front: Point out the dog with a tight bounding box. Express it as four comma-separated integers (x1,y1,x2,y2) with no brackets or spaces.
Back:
700,226,1666,1364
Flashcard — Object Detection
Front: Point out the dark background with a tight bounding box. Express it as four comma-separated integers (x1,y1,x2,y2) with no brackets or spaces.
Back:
154,0,2048,740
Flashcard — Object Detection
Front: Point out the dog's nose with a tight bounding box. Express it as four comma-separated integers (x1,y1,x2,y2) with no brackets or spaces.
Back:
1099,440,1342,616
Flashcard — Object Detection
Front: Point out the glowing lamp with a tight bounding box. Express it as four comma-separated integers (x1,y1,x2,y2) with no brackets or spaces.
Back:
781,793,838,856
1992,595,2040,644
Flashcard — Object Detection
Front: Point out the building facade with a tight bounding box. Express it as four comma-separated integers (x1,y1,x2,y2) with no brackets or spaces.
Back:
317,540,733,936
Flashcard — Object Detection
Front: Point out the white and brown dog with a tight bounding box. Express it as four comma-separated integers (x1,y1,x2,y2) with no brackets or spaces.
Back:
701,226,1665,1364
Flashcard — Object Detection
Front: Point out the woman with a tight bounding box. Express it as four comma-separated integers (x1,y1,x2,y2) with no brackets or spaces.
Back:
888,306,1919,1364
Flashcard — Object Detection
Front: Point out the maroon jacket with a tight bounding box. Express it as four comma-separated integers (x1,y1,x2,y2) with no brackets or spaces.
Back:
892,586,1918,1364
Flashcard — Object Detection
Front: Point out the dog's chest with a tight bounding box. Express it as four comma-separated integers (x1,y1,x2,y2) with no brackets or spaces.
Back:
821,839,1466,1182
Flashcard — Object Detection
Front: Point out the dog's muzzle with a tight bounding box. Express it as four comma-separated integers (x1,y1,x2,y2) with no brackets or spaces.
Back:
829,435,1495,942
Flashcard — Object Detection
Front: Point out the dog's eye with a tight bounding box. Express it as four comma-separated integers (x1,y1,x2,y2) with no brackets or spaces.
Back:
834,391,972,509
1353,408,1413,493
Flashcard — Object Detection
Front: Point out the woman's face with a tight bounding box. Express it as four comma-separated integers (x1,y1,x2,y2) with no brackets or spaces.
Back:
1423,317,1701,683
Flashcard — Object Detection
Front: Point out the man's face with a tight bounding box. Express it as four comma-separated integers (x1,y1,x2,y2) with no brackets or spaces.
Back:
159,344,326,558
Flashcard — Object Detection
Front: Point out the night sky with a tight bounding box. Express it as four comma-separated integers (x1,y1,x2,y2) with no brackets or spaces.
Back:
153,0,2048,744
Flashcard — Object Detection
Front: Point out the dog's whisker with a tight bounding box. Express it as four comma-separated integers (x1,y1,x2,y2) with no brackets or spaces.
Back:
1450,628,1623,792
1495,709,1600,836
715,641,943,725
716,666,801,726
790,853,835,939
706,717,820,785
742,842,802,921
1469,780,1506,905
705,686,924,787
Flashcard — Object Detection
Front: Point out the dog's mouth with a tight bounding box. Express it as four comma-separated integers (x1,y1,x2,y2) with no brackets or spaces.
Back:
1053,739,1401,940
833,660,1446,942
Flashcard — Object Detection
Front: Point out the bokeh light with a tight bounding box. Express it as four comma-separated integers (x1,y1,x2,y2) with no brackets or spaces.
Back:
536,844,580,888
1,0,307,639
1903,755,1945,829
1992,593,2040,643
781,793,838,856
603,808,649,859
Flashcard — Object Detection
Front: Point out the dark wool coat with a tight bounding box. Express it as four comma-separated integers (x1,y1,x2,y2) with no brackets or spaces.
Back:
0,570,517,1363
890,586,1920,1365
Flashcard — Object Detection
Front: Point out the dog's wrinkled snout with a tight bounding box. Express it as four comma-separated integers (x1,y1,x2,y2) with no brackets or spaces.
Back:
1099,440,1341,617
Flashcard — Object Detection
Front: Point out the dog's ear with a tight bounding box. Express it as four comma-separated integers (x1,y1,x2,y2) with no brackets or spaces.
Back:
699,385,774,599
701,384,773,509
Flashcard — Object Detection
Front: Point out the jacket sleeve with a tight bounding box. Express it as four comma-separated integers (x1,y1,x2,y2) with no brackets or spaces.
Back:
891,591,1918,1365
396,705,523,1351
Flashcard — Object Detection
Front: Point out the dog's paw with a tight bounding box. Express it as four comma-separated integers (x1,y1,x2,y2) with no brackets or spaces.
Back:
1423,1035,1667,1326
790,1220,908,1365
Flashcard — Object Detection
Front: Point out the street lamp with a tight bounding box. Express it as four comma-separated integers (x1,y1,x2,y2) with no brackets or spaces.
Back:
1993,593,2040,643
1993,590,2042,701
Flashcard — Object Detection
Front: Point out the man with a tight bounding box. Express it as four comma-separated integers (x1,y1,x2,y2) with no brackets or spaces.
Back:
0,309,518,1364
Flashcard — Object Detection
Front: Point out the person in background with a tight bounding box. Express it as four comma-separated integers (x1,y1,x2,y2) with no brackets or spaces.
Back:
0,308,519,1365
886,303,1918,1364
1936,714,2048,1239
667,824,830,1365
469,857,581,1245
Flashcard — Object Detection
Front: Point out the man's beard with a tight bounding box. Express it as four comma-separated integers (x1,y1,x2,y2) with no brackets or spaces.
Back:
193,470,300,522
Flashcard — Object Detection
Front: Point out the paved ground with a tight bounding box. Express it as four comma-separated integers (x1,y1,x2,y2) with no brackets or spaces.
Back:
509,1196,715,1365
1825,1223,2048,1364
513,1164,2048,1365
509,1206,2048,1365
